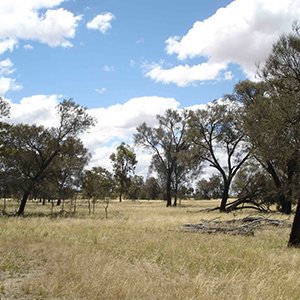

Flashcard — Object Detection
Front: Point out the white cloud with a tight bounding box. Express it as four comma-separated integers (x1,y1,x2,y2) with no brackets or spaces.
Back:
145,61,227,87
0,77,22,96
129,59,136,68
0,38,17,54
103,65,115,72
148,0,300,85
0,0,81,52
0,59,14,75
83,96,180,150
95,88,106,94
24,44,34,50
7,95,239,179
8,95,180,176
83,96,179,175
224,71,233,81
0,59,22,96
86,12,115,34
8,94,60,127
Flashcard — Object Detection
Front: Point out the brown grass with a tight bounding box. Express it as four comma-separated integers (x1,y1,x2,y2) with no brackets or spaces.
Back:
0,199,299,299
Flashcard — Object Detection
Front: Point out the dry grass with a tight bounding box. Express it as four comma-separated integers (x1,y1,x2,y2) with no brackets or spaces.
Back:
0,199,299,299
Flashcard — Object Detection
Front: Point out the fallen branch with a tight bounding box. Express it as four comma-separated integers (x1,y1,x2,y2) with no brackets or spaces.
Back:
225,197,270,213
183,216,289,236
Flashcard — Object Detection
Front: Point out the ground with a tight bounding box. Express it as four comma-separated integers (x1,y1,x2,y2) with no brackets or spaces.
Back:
0,199,299,299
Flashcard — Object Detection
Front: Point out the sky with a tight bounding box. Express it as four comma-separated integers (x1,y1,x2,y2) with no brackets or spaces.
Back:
0,0,299,176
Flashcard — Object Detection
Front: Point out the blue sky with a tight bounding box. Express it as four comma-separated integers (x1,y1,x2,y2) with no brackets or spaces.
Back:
4,0,240,108
0,0,298,174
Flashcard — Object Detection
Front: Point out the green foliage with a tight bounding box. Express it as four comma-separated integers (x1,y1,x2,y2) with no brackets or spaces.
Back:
234,27,300,215
126,175,145,200
188,101,250,210
143,176,162,200
56,99,95,139
0,97,10,119
83,167,115,200
195,174,223,200
110,142,137,201
135,109,195,206
0,99,94,215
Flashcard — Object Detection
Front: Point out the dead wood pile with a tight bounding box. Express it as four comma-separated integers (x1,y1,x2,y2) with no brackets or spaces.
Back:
183,216,290,236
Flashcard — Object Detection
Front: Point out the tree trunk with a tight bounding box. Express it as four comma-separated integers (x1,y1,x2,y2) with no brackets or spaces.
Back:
3,198,6,213
220,181,230,212
104,201,109,219
166,190,172,207
119,192,122,202
166,172,172,207
73,195,77,213
288,196,300,247
264,160,291,214
17,190,30,215
51,200,54,214
280,194,292,214
88,199,91,215
173,194,177,207
92,200,95,214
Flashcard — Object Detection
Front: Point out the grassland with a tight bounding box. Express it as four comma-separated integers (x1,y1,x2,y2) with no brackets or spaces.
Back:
0,199,300,300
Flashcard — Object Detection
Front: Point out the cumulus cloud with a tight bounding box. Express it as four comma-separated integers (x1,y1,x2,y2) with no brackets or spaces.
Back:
8,95,179,176
0,77,22,96
0,59,22,96
146,61,227,87
8,94,60,127
86,12,115,34
0,0,81,53
147,0,300,85
0,59,15,75
83,96,179,175
0,38,17,54
82,96,180,150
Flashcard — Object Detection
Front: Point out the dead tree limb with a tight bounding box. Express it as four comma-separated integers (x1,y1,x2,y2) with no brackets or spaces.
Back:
183,216,289,236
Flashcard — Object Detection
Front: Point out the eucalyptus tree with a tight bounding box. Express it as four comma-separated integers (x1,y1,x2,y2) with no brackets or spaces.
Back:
188,101,250,211
252,26,300,246
232,26,300,245
82,167,115,215
127,175,145,200
135,109,195,207
50,137,90,207
143,176,161,200
195,174,223,200
232,80,293,214
110,143,137,202
2,99,94,215
0,97,10,119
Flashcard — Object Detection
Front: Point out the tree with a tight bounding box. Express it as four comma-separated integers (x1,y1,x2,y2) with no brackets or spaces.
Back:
231,80,293,214
82,167,115,216
0,97,10,118
233,26,300,245
195,174,223,200
189,101,250,211
127,175,144,200
110,143,137,202
50,137,90,209
1,99,94,215
143,176,161,200
257,26,300,246
134,109,194,207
